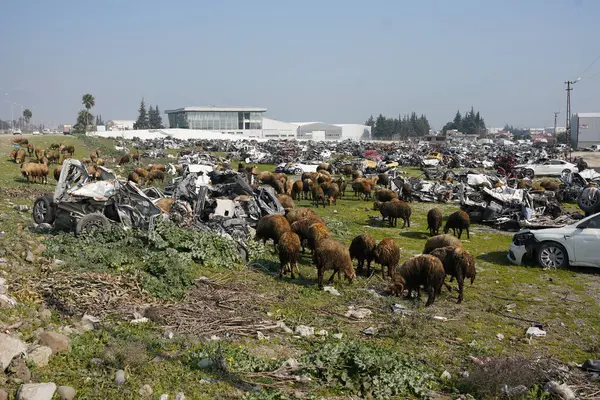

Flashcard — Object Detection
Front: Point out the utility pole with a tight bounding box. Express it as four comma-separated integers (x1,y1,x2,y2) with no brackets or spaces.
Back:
553,111,559,138
565,79,580,161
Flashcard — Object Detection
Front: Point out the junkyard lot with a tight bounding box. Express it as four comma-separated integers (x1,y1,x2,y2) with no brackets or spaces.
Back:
1,135,600,398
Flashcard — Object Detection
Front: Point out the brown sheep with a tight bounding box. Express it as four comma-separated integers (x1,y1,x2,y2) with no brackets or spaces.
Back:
285,178,294,196
149,164,166,172
95,158,105,166
291,180,303,200
11,137,28,145
53,166,62,181
517,179,532,189
444,211,471,239
313,239,356,289
61,145,75,154
377,173,390,188
27,143,34,156
155,197,176,213
429,246,476,303
375,188,398,202
134,167,148,178
131,152,139,162
15,149,27,164
427,207,443,236
301,172,313,182
255,214,292,250
128,171,142,184
307,222,330,252
260,172,285,194
86,165,98,181
277,194,295,210
351,180,372,200
539,179,560,192
342,165,353,176
325,183,340,206
334,176,346,197
285,207,323,225
373,238,401,279
316,171,332,184
374,199,411,228
390,254,446,307
118,154,131,165
34,147,42,161
351,169,363,180
21,160,49,184
9,149,18,161
44,150,60,164
302,178,313,200
312,185,326,208
277,231,301,279
349,233,376,275
317,163,333,174
291,217,323,253
423,234,462,254
146,169,165,184
49,142,60,149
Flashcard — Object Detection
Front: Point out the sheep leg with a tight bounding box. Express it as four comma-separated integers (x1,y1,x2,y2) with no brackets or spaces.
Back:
443,278,452,292
425,286,436,307
402,218,406,228
317,268,324,289
457,229,462,239
407,217,410,228
327,269,337,284
387,264,395,279
466,228,470,239
279,262,286,278
456,272,465,304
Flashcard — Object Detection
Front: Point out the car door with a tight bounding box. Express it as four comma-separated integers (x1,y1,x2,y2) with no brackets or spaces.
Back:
536,161,551,175
572,214,600,266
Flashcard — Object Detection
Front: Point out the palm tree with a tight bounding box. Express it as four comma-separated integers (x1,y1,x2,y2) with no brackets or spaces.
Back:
23,109,32,127
81,94,95,131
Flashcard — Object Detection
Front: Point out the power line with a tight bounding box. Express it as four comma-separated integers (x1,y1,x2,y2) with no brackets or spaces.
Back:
578,53,600,79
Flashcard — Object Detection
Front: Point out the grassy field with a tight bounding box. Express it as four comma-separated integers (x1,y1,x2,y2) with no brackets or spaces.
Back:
0,134,599,399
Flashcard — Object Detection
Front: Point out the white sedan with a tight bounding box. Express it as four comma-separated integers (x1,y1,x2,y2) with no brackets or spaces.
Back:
507,212,600,268
515,159,578,178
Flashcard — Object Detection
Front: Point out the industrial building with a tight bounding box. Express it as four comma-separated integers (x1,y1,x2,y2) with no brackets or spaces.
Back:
571,113,600,149
106,120,135,131
164,106,371,140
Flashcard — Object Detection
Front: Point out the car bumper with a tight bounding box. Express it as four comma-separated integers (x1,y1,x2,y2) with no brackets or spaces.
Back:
507,242,528,265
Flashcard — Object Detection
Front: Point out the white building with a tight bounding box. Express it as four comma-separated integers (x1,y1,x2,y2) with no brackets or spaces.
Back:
262,117,297,139
571,112,600,149
106,120,135,131
334,124,371,140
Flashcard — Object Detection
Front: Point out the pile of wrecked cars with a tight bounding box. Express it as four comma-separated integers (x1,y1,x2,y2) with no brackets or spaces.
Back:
32,159,284,259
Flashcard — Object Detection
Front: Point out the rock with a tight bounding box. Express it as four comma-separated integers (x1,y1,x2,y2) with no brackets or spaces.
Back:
256,331,268,341
139,384,153,398
316,329,328,337
323,286,340,296
543,381,575,400
32,224,52,234
496,333,504,341
209,335,220,341
0,294,17,308
198,358,213,368
10,358,31,383
38,332,70,354
115,369,126,385
294,325,314,337
440,370,452,380
0,388,8,400
26,346,53,368
25,250,35,263
56,386,76,400
53,259,66,266
33,244,46,255
281,358,299,369
276,321,293,334
160,395,169,400
0,333,27,371
526,327,546,337
78,314,99,332
13,205,30,212
344,306,372,319
17,382,56,400
502,385,528,397
175,392,185,400
90,358,103,366
333,333,343,339
362,326,377,336
39,309,52,322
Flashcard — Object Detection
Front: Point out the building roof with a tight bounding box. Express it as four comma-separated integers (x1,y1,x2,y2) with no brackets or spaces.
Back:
290,122,321,126
164,106,267,113
575,112,600,118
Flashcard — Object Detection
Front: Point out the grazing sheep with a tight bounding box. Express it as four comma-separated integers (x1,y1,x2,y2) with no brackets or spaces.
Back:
374,199,411,228
291,217,322,253
378,173,390,188
313,238,356,289
27,143,34,156
146,169,165,184
325,182,340,206
342,165,353,176
390,254,446,306
316,171,332,184
155,197,175,213
259,172,285,194
128,171,142,184
34,147,42,161
21,160,49,184
375,188,399,202
131,152,139,162
277,231,301,279
317,163,333,174
444,211,471,239
302,178,313,200
86,165,98,181
334,176,346,197
255,214,292,249
351,180,372,200
373,238,401,279
351,169,363,180
399,181,413,202
291,180,303,200
349,233,376,275
11,137,28,145
540,179,560,192
429,246,476,303
285,178,294,196
53,166,62,181
118,154,131,165
9,149,18,161
80,157,90,165
312,185,326,208
134,167,148,178
15,149,27,164
285,207,323,225
49,142,60,149
277,194,296,210
149,164,166,172
61,145,75,154
427,207,443,236
307,222,330,252
301,172,313,182
423,234,462,254
517,179,532,189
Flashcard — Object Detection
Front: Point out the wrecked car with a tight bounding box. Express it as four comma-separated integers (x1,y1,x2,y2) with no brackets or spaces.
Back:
508,211,600,269
32,159,163,235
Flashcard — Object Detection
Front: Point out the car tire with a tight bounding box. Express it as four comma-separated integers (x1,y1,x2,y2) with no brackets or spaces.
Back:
32,195,55,224
75,213,111,236
524,169,535,178
537,242,568,269
577,187,600,214
561,169,572,177
294,168,303,175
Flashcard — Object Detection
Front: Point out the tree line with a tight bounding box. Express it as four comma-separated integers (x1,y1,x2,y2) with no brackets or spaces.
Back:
441,107,486,136
134,98,163,130
365,112,431,140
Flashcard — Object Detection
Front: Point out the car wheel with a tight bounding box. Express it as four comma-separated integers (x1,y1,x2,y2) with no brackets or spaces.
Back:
32,196,55,224
75,213,111,236
524,169,534,178
537,242,568,269
561,169,572,177
294,168,303,175
577,187,600,214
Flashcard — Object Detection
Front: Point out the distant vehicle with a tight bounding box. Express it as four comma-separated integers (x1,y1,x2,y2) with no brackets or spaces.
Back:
42,129,51,134
508,212,600,269
275,163,318,175
32,131,41,135
60,124,72,135
425,152,442,160
12,129,22,135
588,144,600,152
514,159,578,178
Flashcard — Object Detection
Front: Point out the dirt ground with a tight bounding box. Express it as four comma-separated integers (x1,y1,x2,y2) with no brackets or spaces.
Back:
573,151,600,168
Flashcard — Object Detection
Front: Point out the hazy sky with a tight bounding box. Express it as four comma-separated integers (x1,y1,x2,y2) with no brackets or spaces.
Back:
1,0,599,129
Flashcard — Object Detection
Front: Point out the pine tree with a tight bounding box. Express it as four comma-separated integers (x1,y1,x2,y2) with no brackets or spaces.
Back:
452,110,462,131
154,106,163,128
135,98,148,130
148,104,156,129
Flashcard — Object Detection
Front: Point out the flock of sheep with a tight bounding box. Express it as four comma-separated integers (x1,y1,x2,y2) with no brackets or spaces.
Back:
252,163,477,307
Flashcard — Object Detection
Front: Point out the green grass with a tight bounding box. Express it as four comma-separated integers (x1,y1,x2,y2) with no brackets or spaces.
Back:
1,134,599,399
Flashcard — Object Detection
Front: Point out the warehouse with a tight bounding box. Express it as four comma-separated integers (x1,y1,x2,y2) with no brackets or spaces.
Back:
292,122,342,140
334,124,371,140
571,113,600,149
